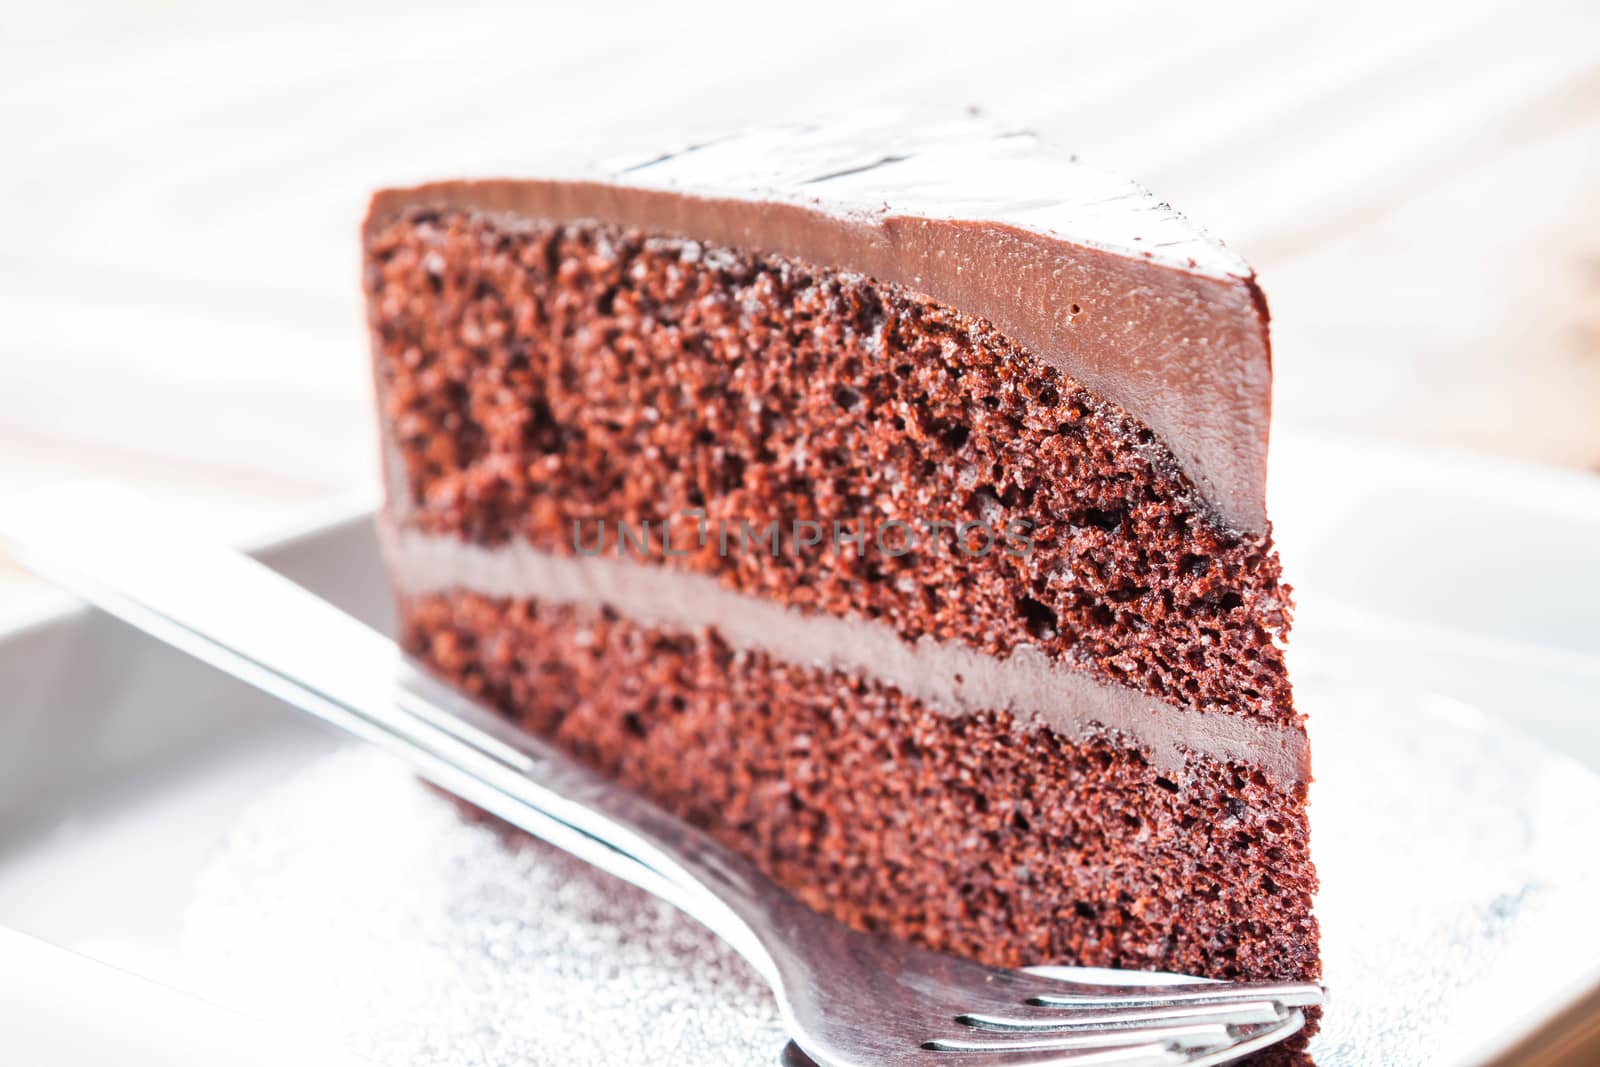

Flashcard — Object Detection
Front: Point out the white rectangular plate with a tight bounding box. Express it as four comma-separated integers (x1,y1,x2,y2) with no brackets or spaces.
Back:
2,432,1599,1065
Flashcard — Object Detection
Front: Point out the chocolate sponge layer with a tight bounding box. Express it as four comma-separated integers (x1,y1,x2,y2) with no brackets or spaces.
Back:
401,589,1320,984
367,212,1296,726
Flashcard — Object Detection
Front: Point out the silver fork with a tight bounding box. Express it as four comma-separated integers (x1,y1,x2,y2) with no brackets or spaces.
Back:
2,484,1323,1067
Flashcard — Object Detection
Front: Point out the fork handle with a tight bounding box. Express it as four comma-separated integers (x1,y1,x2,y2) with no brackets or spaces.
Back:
2,484,784,985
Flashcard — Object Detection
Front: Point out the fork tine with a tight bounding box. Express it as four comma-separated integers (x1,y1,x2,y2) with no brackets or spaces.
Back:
921,1037,1189,1065
929,1020,1233,1051
780,1036,1184,1067
918,1015,1302,1066
958,999,1286,1032
1024,981,1324,1010
1167,1010,1306,1067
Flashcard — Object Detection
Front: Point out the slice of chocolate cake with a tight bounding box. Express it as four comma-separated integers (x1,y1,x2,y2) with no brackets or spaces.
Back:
364,123,1320,998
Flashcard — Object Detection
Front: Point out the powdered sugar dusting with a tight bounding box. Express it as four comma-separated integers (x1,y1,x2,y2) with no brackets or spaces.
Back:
182,676,1600,1065
183,756,785,1065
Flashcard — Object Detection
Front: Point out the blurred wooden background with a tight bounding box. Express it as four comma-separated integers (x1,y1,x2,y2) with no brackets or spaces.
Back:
2,0,1597,617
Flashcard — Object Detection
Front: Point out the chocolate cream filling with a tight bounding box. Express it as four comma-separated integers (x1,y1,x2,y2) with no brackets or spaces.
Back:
382,525,1309,787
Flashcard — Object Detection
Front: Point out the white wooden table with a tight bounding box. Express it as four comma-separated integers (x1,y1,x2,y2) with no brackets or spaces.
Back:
2,0,1597,617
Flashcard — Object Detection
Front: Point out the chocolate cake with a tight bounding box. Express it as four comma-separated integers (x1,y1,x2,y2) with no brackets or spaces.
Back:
364,122,1320,1009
